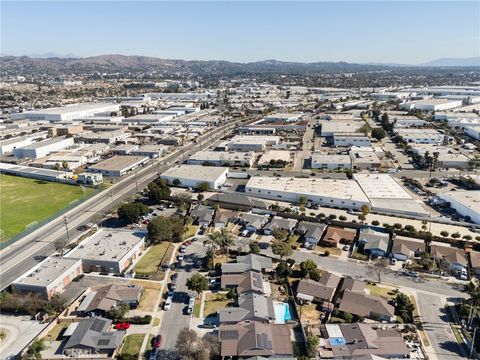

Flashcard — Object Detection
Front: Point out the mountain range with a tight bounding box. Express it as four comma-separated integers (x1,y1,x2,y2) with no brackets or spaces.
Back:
1,54,479,76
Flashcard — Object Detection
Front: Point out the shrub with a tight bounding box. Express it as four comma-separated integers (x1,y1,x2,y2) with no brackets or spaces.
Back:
324,250,330,257
372,220,380,226
339,215,347,221
440,231,449,237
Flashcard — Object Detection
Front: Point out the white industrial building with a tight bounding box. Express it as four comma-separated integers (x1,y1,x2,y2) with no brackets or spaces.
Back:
161,165,228,189
264,112,303,122
11,103,120,122
464,126,480,140
13,136,74,159
395,129,447,145
245,177,370,210
349,149,381,170
257,150,293,167
399,99,463,112
88,155,149,177
0,162,72,182
311,153,351,170
409,145,471,169
123,114,175,124
320,120,363,137
0,132,48,155
438,191,480,224
334,133,371,147
66,229,146,273
187,151,254,167
131,144,171,158
76,130,131,144
12,257,83,300
226,135,281,152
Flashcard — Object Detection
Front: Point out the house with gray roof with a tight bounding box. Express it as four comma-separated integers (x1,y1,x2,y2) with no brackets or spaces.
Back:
222,254,273,274
338,290,395,322
391,236,426,261
190,204,215,227
239,213,269,233
221,270,266,294
297,221,328,248
208,192,269,211
63,316,125,357
296,272,341,304
218,292,275,324
358,228,390,257
263,216,297,235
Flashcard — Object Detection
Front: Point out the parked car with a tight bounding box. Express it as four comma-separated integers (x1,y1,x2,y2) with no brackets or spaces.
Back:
403,270,418,278
390,258,397,265
164,298,172,311
180,245,187,253
342,245,350,251
151,335,162,348
166,291,174,300
114,322,131,330
178,254,185,261
149,348,158,360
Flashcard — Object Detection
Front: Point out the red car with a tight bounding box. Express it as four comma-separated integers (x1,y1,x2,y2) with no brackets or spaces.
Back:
184,240,192,246
114,322,131,330
152,335,162,348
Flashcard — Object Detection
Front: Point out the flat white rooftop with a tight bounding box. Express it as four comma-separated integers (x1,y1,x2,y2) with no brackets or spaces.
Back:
162,164,228,181
354,173,411,200
189,151,254,162
66,229,146,262
311,153,351,164
439,191,480,214
228,135,281,144
20,103,118,115
246,177,369,203
13,257,80,287
88,155,148,172
257,150,292,164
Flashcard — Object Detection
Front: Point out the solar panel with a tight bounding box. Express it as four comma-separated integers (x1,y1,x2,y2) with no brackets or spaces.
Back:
90,318,106,332
97,338,110,346
256,333,272,349
221,330,238,340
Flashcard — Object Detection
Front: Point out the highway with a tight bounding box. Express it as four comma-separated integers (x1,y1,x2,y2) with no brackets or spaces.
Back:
0,117,254,290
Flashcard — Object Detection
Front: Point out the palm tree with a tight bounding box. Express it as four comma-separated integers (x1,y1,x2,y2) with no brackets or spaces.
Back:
208,228,235,260
464,281,480,328
54,162,61,182
62,161,69,178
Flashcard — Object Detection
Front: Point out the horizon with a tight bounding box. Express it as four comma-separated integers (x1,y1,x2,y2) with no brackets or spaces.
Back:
1,1,479,65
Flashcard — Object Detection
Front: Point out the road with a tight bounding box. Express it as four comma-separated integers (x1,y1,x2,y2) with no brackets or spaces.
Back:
158,241,207,350
0,117,255,290
417,293,467,360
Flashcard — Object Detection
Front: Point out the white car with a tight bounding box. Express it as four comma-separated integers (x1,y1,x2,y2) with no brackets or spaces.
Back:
164,298,172,311
180,246,187,253
178,254,185,261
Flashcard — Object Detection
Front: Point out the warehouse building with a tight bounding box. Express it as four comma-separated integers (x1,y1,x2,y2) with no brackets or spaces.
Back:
349,149,381,170
438,190,480,224
257,150,293,168
76,130,131,144
161,165,228,189
12,257,83,300
245,177,369,210
319,120,363,137
333,133,371,147
11,102,120,122
13,136,74,159
0,162,71,181
66,229,146,273
226,135,281,151
0,131,48,155
87,155,149,177
464,126,480,140
311,153,351,170
187,151,254,167
264,112,303,122
399,99,462,112
395,128,447,145
131,144,171,158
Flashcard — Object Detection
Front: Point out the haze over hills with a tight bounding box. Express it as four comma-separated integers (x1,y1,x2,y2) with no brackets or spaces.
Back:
1,54,479,77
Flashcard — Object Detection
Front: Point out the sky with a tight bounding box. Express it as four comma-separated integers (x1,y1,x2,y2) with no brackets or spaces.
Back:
1,1,479,64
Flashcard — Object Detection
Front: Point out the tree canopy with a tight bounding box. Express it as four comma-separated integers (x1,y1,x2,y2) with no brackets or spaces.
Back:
117,202,149,223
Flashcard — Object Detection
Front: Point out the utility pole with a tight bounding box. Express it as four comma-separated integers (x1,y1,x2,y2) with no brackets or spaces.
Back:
135,171,139,193
109,190,114,207
471,326,478,359
64,215,70,243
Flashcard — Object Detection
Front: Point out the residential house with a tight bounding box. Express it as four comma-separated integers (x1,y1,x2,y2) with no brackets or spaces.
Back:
63,317,125,358
213,209,239,229
318,323,409,359
77,284,142,317
391,236,426,261
263,216,297,236
239,213,269,233
218,292,275,324
221,270,267,295
190,204,215,227
358,228,390,257
430,243,468,274
296,273,341,305
222,254,273,275
338,290,395,322
297,221,328,249
218,322,293,358
469,250,480,276
339,277,366,295
207,192,269,212
321,226,357,247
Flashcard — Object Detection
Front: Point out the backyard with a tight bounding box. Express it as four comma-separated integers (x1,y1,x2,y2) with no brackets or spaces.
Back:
203,293,233,317
0,174,95,242
133,242,170,275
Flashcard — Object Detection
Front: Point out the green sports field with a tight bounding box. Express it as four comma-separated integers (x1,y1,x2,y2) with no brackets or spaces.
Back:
0,174,95,242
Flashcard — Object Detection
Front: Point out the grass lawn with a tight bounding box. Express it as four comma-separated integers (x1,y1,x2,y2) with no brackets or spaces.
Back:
121,334,145,357
351,248,369,261
410,296,430,347
329,316,346,324
0,174,94,241
366,283,396,300
299,304,322,324
203,293,233,317
184,225,198,239
152,318,160,327
133,242,170,274
288,234,300,244
45,323,68,341
137,288,160,312
315,246,341,256
193,299,201,318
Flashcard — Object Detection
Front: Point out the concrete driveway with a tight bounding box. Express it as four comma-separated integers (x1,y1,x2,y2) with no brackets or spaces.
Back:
0,314,48,360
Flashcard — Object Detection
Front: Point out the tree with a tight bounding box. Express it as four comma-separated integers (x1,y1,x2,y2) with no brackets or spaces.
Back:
372,220,380,226
300,260,317,276
186,273,209,297
107,303,129,321
358,214,366,221
371,127,387,141
367,258,388,283
172,193,192,211
395,292,415,323
440,231,449,237
469,155,480,171
339,215,347,221
298,196,308,206
25,339,45,360
306,333,319,358
175,328,204,360
271,241,293,260
309,268,322,281
275,260,292,279
249,241,260,254
361,205,370,216
148,216,173,242
208,228,235,258
61,161,69,175
381,112,389,123
172,178,181,186
117,202,149,223
346,169,353,179
343,312,353,322
198,182,209,192
147,182,171,202
54,162,61,181
272,228,289,242
54,237,69,255
451,232,461,239
197,193,204,201
44,294,66,315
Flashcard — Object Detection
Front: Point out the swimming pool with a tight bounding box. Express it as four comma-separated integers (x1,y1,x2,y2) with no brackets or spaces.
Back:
274,302,292,324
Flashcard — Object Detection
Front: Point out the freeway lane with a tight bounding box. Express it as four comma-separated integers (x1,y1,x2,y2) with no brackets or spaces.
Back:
0,118,253,289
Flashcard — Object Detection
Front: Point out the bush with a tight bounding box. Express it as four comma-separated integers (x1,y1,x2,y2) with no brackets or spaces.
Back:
123,315,152,324
324,250,330,257
440,231,449,237
328,214,337,220
339,215,347,221
372,220,380,226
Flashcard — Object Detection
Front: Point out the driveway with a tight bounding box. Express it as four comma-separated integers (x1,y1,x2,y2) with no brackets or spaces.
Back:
0,314,48,360
157,241,207,350
417,293,467,360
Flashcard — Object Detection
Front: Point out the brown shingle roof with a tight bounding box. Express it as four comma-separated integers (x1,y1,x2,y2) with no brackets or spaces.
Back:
297,273,341,302
339,290,395,319
430,244,467,266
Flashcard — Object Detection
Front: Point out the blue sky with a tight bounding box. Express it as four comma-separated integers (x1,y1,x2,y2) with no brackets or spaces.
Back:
1,1,479,64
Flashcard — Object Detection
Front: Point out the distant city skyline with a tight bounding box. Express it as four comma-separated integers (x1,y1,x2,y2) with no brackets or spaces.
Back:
1,1,479,64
